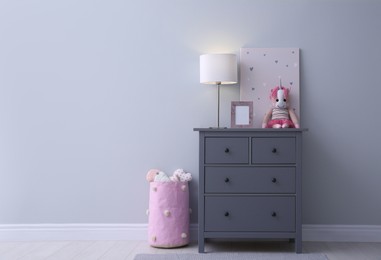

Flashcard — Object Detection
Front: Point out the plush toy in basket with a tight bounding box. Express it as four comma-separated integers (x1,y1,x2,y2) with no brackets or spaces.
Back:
262,81,300,129
146,168,192,248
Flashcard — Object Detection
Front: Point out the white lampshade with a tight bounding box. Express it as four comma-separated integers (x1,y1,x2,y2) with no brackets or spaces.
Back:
200,54,238,85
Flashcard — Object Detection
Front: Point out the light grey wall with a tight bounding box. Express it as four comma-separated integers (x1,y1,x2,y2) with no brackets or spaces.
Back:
1,0,380,225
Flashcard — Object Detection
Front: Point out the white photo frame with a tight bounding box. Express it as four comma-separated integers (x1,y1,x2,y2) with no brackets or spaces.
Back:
231,101,253,128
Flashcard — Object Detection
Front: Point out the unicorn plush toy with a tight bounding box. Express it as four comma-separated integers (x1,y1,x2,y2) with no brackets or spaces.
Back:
262,81,300,129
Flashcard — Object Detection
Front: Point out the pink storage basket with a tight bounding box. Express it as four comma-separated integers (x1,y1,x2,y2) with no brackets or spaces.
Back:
148,182,190,248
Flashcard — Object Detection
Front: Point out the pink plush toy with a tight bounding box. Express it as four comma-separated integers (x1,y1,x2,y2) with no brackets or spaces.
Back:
262,84,300,129
146,169,160,182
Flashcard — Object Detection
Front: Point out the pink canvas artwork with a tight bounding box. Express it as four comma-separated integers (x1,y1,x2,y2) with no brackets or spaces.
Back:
240,48,300,128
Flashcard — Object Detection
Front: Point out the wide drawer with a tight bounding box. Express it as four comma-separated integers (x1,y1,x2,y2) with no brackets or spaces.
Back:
204,196,295,232
252,137,296,164
205,167,295,194
205,137,249,164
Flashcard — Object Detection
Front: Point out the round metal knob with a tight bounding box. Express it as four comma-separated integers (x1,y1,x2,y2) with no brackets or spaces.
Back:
272,212,277,217
225,212,230,217
272,148,277,153
225,177,230,183
272,178,277,183
225,148,230,153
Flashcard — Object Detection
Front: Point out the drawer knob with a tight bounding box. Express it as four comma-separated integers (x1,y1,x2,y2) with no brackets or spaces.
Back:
272,212,277,217
225,148,230,153
224,212,230,217
272,148,277,153
225,177,230,183
272,178,277,183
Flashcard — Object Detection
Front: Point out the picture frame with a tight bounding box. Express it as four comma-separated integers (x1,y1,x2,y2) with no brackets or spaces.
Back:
231,101,253,128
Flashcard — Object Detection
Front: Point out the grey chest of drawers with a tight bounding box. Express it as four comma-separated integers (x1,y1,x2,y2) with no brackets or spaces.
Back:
194,128,306,253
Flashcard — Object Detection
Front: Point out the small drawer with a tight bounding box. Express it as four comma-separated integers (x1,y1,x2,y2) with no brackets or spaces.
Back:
205,137,249,164
205,196,295,232
252,137,296,164
205,167,295,194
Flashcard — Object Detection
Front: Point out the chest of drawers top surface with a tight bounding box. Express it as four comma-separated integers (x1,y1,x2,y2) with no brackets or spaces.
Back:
194,128,307,132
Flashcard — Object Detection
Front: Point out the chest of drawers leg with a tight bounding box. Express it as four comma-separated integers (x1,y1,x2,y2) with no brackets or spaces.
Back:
195,129,305,253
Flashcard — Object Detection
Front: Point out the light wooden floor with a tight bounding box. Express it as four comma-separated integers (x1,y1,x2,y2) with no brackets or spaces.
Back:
0,240,380,260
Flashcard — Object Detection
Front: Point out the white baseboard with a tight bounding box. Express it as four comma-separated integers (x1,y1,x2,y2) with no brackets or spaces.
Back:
0,224,147,241
302,224,381,242
0,223,199,242
1,224,380,242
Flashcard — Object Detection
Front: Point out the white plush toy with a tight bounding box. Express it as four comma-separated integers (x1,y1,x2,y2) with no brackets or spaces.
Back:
154,171,171,182
170,169,192,182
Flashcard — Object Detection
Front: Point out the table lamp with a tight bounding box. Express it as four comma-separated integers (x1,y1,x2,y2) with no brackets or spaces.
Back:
200,53,238,128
